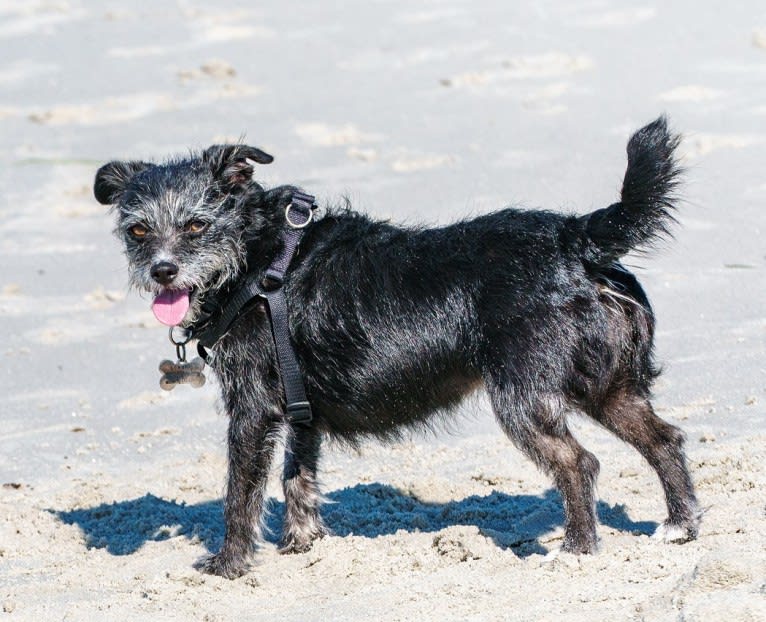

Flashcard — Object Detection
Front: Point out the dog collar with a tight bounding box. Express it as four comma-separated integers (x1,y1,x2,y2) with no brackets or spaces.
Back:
189,190,318,425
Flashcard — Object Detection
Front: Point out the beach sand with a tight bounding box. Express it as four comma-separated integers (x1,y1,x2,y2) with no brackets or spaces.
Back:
1,1,765,620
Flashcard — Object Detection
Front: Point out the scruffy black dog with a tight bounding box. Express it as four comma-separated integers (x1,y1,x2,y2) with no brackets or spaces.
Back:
95,117,700,578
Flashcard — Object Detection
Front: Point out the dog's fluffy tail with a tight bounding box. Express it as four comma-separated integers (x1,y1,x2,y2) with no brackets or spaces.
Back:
580,116,682,266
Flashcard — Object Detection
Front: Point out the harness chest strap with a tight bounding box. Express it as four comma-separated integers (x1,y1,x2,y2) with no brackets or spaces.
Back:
194,191,317,426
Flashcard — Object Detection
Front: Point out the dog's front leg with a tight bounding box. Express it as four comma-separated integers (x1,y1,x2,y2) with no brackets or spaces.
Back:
196,412,280,578
280,424,328,554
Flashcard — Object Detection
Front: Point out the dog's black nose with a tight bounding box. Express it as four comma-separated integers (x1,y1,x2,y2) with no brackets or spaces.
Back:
151,261,179,285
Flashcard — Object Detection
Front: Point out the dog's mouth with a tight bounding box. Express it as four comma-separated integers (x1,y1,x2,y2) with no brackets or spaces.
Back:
148,269,227,327
152,288,192,326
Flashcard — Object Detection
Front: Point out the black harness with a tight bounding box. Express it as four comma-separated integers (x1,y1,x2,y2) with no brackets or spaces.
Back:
189,191,317,426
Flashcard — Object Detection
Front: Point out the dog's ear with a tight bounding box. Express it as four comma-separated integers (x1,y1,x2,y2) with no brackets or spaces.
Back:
94,160,151,205
203,144,274,192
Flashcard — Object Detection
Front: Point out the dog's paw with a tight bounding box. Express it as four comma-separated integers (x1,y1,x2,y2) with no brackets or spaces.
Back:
193,553,250,579
560,532,599,555
652,519,699,544
278,540,313,555
278,530,327,555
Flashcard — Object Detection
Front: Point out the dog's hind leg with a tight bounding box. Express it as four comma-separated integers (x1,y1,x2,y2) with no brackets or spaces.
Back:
196,414,281,578
486,379,601,554
585,389,700,542
280,425,328,554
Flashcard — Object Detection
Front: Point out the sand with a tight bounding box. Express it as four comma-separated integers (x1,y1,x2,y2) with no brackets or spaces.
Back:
1,1,765,620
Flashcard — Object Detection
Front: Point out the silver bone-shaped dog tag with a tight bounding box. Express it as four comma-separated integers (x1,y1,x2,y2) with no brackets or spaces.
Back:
160,326,206,390
159,357,206,390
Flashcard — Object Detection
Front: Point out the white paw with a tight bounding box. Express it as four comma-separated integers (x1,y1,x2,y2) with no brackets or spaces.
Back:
652,522,691,543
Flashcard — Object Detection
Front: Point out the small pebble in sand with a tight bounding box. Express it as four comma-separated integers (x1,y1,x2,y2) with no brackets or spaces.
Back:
201,60,236,78
699,432,717,443
179,60,236,82
744,396,757,406
3,600,16,614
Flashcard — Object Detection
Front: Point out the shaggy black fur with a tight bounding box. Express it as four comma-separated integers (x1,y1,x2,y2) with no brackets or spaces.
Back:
96,116,700,578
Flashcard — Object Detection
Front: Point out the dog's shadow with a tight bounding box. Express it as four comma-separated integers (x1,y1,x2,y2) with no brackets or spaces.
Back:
54,484,656,558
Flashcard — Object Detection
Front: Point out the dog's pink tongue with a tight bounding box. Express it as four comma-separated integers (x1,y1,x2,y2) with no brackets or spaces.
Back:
152,289,190,326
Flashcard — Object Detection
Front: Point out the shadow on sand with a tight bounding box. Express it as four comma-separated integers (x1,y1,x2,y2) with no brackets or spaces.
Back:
54,484,657,558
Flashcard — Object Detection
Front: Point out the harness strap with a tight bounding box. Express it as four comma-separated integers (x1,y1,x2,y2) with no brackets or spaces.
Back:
263,289,312,424
194,191,317,426
195,275,263,350
262,191,315,425
266,191,315,282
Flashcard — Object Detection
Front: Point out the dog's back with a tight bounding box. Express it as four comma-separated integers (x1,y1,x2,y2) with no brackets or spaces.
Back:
290,118,679,441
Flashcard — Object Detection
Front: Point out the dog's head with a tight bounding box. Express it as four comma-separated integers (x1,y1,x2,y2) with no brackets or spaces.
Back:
94,144,273,327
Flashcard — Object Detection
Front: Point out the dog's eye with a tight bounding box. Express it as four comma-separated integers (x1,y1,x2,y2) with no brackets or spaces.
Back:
185,220,208,235
128,223,148,238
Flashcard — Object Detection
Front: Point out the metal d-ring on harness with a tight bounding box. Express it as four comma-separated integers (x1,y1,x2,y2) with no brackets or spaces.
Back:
189,191,318,426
